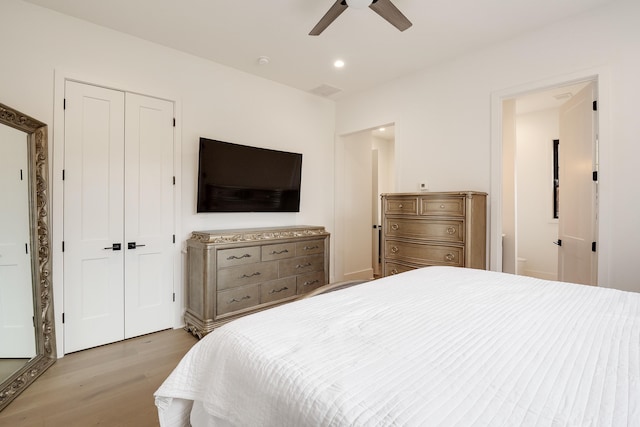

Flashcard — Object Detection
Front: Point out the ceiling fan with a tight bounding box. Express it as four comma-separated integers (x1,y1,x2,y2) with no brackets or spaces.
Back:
309,0,413,36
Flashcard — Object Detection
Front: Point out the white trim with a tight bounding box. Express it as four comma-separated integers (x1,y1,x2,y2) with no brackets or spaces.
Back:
52,69,184,355
490,67,611,287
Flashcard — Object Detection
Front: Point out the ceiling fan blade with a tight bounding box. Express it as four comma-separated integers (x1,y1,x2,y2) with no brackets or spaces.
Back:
309,1,348,36
369,0,412,32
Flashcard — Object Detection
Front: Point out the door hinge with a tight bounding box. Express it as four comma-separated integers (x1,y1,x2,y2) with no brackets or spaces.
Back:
63,98,66,110
62,241,65,252
173,292,176,302
593,171,598,182
173,176,176,185
20,169,23,180
592,242,597,252
25,243,29,254
62,169,65,181
172,234,176,244
592,100,598,111
173,118,176,127
62,313,65,323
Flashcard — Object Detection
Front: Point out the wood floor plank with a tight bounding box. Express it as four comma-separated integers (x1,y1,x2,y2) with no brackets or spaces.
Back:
0,328,198,427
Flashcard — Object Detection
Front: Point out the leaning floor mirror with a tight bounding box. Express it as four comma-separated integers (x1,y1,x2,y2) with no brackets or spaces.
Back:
0,102,56,411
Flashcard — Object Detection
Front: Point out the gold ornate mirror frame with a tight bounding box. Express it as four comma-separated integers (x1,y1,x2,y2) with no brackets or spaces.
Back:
0,103,56,411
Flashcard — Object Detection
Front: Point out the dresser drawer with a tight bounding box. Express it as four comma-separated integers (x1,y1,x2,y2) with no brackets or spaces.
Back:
296,239,325,256
217,261,278,290
385,262,418,275
279,254,324,276
385,240,464,266
419,197,465,217
217,284,260,315
296,271,326,294
260,277,297,304
385,218,464,243
262,243,296,261
217,246,261,268
384,197,418,215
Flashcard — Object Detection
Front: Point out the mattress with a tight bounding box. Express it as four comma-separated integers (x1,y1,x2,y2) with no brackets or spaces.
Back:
155,266,640,426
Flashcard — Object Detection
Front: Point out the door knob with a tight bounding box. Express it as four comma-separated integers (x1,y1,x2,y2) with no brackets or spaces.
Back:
127,242,146,249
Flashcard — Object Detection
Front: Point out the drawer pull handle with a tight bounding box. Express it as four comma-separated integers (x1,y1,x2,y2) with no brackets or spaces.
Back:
269,286,289,294
440,204,446,209
228,254,252,260
296,262,312,269
445,253,455,262
391,223,399,231
446,226,456,235
270,249,289,255
240,272,261,279
303,245,319,251
230,296,251,303
398,203,404,208
391,269,399,275
304,279,320,287
390,246,399,254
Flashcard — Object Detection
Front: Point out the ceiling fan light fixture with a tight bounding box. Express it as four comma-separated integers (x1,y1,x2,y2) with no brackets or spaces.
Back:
346,0,373,10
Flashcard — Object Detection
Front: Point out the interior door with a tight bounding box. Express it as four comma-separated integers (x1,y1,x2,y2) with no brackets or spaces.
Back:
0,125,35,357
64,81,126,353
123,93,174,338
557,82,597,285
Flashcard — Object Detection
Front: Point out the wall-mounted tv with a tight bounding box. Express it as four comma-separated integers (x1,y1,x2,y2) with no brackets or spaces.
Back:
197,138,303,213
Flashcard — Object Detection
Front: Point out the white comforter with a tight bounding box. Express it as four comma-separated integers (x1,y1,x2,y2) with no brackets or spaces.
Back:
155,267,640,426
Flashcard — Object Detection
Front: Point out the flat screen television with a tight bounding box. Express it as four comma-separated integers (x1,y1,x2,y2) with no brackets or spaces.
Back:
197,138,303,213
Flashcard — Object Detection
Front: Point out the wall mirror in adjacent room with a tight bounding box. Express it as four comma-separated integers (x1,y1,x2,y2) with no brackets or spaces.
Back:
0,102,56,411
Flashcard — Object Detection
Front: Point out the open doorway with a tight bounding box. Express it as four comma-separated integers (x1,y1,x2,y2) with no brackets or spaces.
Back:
335,124,395,282
502,80,598,285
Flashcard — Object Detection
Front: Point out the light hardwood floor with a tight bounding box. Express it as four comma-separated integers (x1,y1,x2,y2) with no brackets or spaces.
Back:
0,328,198,427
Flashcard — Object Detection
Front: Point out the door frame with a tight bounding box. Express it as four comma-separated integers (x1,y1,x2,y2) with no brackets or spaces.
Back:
490,67,611,286
51,70,183,356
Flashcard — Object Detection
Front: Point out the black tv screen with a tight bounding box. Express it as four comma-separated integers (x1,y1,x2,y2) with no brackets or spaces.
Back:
197,138,302,212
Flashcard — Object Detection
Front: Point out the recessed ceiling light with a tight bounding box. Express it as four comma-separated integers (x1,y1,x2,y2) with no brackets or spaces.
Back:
379,127,386,132
334,59,345,68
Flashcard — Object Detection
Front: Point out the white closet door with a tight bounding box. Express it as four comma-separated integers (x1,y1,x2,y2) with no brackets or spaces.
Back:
124,93,174,338
64,81,126,353
0,125,35,357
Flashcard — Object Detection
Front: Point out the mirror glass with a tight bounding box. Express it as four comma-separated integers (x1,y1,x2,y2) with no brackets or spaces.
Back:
0,125,36,383
0,103,56,411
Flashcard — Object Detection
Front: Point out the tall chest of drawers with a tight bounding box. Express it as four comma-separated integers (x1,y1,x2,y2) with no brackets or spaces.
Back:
184,226,330,338
381,192,487,276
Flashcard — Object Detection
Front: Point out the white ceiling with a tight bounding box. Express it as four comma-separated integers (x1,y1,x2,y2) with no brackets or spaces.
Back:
23,0,616,99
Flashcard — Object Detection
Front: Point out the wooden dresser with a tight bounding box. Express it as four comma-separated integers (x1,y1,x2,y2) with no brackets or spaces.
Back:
381,192,487,276
184,225,330,337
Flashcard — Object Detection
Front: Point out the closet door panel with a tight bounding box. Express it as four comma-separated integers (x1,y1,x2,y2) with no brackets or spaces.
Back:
63,81,125,353
124,93,174,338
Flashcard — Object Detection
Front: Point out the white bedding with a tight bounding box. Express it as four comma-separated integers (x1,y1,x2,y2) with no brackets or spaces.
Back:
155,267,640,426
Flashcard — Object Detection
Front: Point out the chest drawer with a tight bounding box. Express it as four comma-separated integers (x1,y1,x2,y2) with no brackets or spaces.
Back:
260,277,297,304
279,254,324,276
419,198,465,217
384,197,418,215
217,284,260,315
385,218,464,243
385,262,418,275
296,239,325,256
296,271,326,294
385,240,464,266
217,261,278,290
217,246,261,268
262,243,296,261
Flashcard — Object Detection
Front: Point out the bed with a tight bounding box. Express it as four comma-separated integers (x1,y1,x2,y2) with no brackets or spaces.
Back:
155,266,640,426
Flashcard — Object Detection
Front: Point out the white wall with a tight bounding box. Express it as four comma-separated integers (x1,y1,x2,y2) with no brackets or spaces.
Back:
335,0,640,293
1,0,336,353
516,108,559,280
